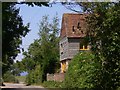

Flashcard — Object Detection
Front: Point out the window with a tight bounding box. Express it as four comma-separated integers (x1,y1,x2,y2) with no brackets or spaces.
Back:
61,44,63,54
84,45,88,49
72,26,75,32
77,22,81,29
81,30,84,34
80,40,89,50
80,43,84,49
61,44,63,48
61,52,63,54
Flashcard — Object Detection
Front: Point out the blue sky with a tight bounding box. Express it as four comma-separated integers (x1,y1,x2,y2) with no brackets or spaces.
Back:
15,3,82,61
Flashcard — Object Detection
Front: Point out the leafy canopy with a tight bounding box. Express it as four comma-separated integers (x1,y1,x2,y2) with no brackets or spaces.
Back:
19,15,60,83
2,2,48,75
64,51,101,89
85,2,120,90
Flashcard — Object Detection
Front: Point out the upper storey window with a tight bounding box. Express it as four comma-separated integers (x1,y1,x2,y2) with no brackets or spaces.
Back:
77,22,81,29
72,26,75,33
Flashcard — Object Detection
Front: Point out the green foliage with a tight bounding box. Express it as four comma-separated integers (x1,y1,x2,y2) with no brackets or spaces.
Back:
26,64,43,84
20,15,60,84
85,2,120,90
64,51,101,89
16,76,26,83
2,2,30,75
2,2,48,75
38,15,60,81
21,57,36,71
42,81,64,88
11,61,22,76
117,87,120,90
3,71,19,83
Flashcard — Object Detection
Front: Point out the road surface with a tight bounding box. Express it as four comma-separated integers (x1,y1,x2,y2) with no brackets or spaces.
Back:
0,83,46,89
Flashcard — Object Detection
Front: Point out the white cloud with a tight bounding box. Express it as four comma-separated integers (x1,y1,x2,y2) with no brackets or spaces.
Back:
17,0,25,3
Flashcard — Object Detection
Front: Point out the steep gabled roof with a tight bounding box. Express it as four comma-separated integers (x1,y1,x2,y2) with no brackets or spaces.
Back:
60,13,87,39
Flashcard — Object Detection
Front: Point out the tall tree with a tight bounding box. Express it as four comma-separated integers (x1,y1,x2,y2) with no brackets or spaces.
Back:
2,2,30,75
19,15,60,83
2,2,48,75
84,2,120,90
38,15,60,81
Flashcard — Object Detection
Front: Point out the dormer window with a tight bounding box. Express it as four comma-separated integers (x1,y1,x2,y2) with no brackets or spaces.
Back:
72,26,75,33
77,22,81,29
81,30,84,34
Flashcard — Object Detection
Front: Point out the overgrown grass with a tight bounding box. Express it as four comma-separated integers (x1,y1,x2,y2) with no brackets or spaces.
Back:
16,76,26,83
3,71,19,83
40,81,64,88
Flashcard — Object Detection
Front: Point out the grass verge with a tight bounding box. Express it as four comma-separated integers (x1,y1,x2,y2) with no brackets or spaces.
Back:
33,81,64,88
15,76,26,83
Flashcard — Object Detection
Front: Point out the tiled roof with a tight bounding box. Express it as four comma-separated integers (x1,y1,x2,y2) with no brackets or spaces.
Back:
60,13,87,39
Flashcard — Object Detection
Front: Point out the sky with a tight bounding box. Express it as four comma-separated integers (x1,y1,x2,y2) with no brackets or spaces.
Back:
15,3,82,61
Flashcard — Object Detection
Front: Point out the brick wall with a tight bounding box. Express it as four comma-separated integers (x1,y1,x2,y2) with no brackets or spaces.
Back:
47,73,65,82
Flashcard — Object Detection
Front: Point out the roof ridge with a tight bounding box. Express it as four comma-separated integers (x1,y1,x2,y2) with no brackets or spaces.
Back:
63,13,84,15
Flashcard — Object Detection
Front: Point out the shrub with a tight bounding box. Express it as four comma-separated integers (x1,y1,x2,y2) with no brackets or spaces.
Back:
25,64,43,84
16,76,26,83
64,51,102,89
3,71,19,83
42,81,64,88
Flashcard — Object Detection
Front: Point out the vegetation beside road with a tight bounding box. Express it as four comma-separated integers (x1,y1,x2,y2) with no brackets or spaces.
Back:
16,15,60,85
3,71,19,83
41,81,64,88
2,2,48,76
16,76,26,83
64,52,98,89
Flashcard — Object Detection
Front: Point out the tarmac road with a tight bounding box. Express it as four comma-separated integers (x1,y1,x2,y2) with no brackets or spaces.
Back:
0,83,46,90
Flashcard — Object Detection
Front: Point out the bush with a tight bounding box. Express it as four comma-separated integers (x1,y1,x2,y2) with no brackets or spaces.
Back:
16,76,26,83
42,81,64,88
25,64,43,84
64,51,101,89
3,71,19,83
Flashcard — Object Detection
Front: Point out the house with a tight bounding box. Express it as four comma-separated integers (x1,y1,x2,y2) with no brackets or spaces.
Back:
60,13,90,73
